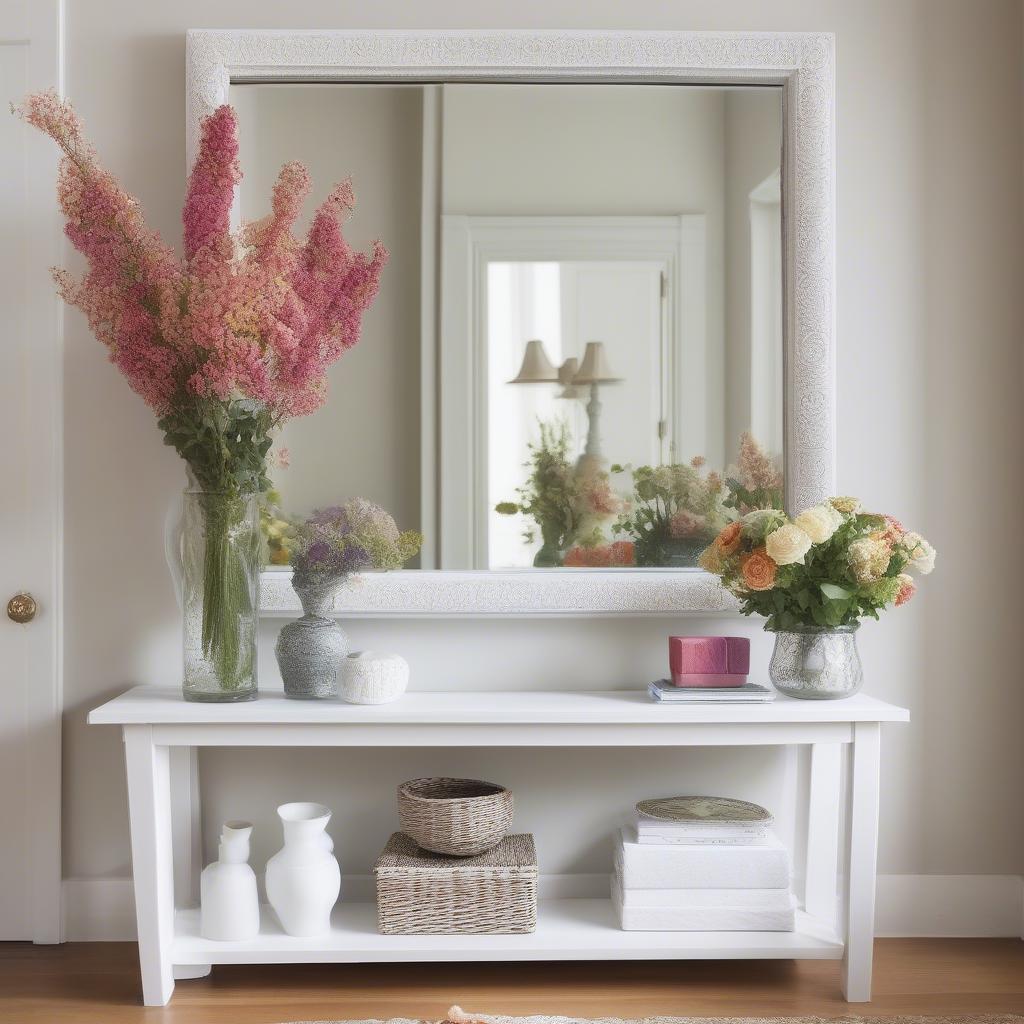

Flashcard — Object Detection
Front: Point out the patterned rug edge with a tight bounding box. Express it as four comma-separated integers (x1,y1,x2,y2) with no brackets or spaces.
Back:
279,1012,1024,1024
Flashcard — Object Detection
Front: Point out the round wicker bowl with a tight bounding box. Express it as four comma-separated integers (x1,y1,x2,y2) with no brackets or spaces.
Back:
397,777,513,857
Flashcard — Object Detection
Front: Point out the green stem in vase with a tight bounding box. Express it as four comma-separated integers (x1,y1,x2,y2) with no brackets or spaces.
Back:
198,492,255,690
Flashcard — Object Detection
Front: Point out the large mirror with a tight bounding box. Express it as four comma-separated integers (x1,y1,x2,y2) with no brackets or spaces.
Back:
233,81,784,571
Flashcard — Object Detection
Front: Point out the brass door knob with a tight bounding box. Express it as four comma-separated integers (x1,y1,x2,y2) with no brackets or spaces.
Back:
7,593,37,624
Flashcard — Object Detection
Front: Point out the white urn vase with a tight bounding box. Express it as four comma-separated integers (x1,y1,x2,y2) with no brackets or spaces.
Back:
265,802,341,937
200,821,260,941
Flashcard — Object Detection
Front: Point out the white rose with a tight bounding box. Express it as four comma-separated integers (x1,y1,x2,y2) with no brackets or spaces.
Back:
794,504,843,544
765,523,813,565
902,532,936,575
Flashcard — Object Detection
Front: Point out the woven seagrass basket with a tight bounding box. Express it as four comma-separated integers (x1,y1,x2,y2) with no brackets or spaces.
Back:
397,777,513,856
374,831,537,935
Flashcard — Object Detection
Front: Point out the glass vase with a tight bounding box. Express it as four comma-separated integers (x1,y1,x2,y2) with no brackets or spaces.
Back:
533,522,565,568
181,487,261,702
768,625,863,700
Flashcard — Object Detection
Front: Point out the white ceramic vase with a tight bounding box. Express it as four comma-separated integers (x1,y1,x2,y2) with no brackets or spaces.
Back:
200,821,260,941
265,802,341,937
339,651,409,705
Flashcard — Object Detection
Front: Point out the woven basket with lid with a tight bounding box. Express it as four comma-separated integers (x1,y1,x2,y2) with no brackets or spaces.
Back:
397,777,512,856
374,831,537,935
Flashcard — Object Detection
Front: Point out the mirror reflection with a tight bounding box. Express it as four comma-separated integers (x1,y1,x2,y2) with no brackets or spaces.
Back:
234,82,784,571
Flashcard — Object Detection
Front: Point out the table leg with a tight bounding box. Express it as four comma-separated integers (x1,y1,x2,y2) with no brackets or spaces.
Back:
171,746,203,908
124,725,176,1006
841,721,881,1002
169,747,210,980
804,742,841,927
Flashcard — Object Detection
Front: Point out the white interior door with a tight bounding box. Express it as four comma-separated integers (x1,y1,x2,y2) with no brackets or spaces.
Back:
0,0,63,943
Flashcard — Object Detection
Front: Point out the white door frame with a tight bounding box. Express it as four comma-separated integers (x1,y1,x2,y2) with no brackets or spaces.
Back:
4,0,65,943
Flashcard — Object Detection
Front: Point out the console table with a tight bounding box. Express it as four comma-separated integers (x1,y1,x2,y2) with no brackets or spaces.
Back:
89,687,908,1006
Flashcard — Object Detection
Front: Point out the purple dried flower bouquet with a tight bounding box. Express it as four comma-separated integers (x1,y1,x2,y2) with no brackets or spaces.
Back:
291,499,422,591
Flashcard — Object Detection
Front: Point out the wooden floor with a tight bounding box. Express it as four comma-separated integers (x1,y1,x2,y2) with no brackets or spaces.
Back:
2,940,1023,1023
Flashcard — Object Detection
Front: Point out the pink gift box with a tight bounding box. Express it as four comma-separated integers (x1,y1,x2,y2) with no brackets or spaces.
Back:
669,636,750,688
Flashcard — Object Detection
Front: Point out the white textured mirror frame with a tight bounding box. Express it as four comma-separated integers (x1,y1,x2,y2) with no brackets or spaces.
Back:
186,29,836,618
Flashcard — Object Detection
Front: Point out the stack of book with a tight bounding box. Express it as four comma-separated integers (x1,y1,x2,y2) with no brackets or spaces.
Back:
613,796,795,931
648,679,775,704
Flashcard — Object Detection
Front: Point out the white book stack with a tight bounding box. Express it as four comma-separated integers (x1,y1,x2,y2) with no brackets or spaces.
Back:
614,797,795,932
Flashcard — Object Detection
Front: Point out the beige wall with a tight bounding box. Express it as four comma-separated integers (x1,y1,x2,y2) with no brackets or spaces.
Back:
63,0,1024,883
233,84,422,527
442,82,730,468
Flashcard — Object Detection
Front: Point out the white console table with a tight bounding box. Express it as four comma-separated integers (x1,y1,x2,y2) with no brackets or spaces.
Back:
89,686,908,1007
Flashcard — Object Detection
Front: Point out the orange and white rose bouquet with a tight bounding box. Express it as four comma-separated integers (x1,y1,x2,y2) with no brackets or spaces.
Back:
698,497,935,631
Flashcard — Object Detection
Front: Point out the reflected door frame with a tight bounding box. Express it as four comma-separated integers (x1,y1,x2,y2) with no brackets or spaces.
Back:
749,168,784,458
439,215,706,570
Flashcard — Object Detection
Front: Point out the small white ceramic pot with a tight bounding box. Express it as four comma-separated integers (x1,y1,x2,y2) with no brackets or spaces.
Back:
339,651,409,705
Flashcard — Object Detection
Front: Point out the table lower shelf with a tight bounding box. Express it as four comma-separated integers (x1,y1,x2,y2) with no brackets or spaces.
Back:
173,899,843,965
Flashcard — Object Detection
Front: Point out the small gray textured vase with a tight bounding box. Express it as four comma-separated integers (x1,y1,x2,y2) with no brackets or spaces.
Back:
275,582,349,699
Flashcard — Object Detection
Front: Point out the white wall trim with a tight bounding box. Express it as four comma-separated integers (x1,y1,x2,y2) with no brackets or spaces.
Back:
419,84,443,570
62,879,138,942
63,873,1024,942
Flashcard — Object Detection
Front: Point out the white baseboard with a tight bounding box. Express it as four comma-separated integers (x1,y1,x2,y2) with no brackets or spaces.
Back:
61,873,1024,942
62,878,138,942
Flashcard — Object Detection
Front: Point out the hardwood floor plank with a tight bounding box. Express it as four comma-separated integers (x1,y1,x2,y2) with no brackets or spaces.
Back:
1,940,1023,1023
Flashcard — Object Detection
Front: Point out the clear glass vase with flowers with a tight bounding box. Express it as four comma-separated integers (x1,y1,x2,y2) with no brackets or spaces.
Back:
495,420,627,567
17,92,388,700
699,497,936,699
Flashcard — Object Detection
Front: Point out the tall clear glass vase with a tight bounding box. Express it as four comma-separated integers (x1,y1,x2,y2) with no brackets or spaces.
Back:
181,486,261,702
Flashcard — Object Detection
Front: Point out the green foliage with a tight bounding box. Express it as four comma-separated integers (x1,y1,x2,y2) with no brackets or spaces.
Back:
723,476,783,516
611,462,726,568
713,507,914,631
158,397,274,498
193,491,261,690
494,420,588,555
160,396,273,692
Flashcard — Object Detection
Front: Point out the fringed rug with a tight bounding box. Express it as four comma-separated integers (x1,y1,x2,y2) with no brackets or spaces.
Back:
284,1010,1024,1024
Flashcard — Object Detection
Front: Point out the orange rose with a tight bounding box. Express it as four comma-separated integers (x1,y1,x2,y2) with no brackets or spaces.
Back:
741,546,777,591
715,521,743,556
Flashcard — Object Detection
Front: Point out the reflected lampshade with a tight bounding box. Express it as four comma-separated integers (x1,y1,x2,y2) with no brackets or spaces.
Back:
573,341,623,384
557,357,582,399
509,339,559,384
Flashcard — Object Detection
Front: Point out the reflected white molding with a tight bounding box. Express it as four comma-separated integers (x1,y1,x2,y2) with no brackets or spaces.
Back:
187,28,836,616
260,569,739,617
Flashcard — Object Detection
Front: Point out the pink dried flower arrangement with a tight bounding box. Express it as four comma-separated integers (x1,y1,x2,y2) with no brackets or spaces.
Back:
15,90,387,493
724,431,784,514
15,91,388,691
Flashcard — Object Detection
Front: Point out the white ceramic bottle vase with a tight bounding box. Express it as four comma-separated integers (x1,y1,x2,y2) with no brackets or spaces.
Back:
265,802,341,938
200,821,260,941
